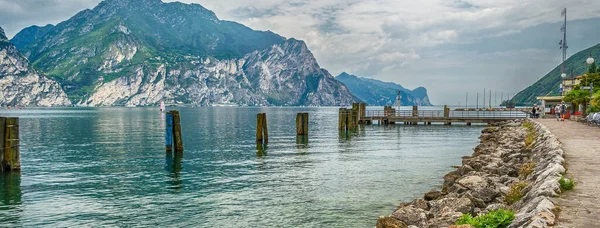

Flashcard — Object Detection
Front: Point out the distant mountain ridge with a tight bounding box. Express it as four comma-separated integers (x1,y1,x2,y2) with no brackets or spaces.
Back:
335,72,432,106
10,24,55,50
8,0,358,106
511,43,600,105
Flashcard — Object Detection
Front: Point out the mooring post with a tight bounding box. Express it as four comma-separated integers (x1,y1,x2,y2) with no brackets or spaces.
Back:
296,113,309,136
257,113,264,143
0,117,5,171
352,103,359,127
359,103,366,124
413,106,418,117
165,112,173,152
256,113,269,144
1,117,20,171
171,110,184,153
263,114,269,143
443,105,449,118
338,108,347,131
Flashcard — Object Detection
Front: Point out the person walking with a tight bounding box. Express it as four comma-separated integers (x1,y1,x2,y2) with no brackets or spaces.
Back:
560,102,567,121
532,105,537,118
555,105,561,121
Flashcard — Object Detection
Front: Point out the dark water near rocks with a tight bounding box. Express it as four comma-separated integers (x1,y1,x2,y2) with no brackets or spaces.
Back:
0,107,483,227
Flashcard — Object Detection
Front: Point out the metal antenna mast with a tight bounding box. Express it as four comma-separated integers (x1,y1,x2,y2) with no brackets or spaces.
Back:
560,8,568,74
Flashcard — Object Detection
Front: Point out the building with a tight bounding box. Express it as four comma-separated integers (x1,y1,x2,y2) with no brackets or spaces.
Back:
536,74,584,114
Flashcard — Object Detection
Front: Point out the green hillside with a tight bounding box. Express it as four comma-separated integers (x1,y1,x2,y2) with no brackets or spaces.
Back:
510,43,600,105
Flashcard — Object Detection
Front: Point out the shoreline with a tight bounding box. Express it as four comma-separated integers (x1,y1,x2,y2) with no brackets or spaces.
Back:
377,120,565,228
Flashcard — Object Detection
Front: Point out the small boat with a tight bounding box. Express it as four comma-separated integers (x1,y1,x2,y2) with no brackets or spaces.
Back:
160,101,165,112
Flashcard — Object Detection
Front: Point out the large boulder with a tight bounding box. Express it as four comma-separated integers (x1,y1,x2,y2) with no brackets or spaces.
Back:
376,216,408,228
391,205,429,227
429,197,473,215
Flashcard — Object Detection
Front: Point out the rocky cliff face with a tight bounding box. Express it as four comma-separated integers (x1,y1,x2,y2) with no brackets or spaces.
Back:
0,26,71,107
12,0,357,106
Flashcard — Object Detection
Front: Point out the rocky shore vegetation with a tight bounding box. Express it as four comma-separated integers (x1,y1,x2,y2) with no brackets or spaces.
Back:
377,120,567,228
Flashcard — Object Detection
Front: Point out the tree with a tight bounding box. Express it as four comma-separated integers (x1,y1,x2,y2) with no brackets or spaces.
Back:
592,90,600,111
589,61,597,73
564,89,591,114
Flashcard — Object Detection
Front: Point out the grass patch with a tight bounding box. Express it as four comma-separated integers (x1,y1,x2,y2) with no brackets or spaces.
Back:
559,176,575,191
455,209,515,228
522,121,538,149
518,162,536,179
504,182,528,205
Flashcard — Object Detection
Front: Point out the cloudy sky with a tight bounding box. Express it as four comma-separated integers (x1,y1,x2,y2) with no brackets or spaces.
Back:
2,0,600,105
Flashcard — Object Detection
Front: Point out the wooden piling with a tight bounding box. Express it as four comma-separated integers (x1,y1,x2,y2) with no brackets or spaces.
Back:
412,106,418,117
165,112,173,152
2,117,20,171
171,111,184,153
256,113,269,144
467,122,472,126
443,105,450,118
296,113,309,136
359,103,366,121
0,117,5,171
338,108,347,130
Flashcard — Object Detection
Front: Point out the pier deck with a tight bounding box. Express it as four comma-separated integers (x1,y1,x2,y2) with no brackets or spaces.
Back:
360,109,528,125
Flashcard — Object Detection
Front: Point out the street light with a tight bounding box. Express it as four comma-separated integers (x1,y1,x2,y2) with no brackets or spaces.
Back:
587,57,595,65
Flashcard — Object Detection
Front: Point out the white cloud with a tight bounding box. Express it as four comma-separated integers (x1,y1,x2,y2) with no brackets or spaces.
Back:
2,0,600,104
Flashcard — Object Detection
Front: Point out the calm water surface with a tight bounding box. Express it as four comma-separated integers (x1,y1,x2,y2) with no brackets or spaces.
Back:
0,107,483,227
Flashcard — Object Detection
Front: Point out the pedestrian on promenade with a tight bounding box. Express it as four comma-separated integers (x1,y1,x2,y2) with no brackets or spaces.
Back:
532,105,537,118
555,105,560,121
560,102,567,121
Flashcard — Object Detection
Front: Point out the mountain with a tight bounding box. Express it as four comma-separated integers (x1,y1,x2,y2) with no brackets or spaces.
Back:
0,26,71,107
10,24,55,50
510,43,600,105
12,0,358,106
335,72,432,106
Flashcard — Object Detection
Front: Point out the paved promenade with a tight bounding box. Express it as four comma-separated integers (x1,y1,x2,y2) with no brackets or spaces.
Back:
536,119,600,227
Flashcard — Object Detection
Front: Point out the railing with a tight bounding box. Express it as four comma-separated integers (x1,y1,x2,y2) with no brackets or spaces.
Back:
364,110,528,119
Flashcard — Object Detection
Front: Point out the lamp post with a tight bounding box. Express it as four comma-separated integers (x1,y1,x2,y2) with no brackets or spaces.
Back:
586,57,595,114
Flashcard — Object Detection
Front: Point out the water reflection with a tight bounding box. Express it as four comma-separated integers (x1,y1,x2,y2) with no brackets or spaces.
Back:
256,143,268,157
296,136,309,149
165,152,183,190
0,172,22,226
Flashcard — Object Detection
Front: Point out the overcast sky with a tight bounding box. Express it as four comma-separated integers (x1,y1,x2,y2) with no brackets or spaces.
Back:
1,0,600,105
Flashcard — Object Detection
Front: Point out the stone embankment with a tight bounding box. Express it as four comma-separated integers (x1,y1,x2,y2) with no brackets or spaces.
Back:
377,120,566,228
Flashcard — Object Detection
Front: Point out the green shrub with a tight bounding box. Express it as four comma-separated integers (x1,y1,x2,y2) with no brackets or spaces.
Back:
504,182,528,205
455,209,515,228
559,176,575,191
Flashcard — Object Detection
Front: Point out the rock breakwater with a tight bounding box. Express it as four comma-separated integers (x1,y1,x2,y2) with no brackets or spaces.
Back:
377,120,566,228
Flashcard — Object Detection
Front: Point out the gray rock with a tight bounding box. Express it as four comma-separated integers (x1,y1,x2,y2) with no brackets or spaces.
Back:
429,197,473,215
391,205,429,227
424,190,442,201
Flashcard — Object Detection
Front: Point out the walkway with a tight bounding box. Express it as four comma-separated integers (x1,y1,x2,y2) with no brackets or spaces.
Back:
536,119,600,227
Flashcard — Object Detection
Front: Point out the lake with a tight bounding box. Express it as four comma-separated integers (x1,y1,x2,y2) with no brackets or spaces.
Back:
0,107,483,227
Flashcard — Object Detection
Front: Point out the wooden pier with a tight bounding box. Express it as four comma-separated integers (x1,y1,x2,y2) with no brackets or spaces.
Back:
342,103,527,126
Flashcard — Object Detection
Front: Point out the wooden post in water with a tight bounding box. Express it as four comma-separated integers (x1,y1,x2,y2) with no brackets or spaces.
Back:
165,112,173,152
256,113,269,144
359,103,366,124
170,110,184,153
296,113,309,136
0,117,5,171
352,103,359,127
412,106,418,117
338,108,347,131
1,117,20,171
